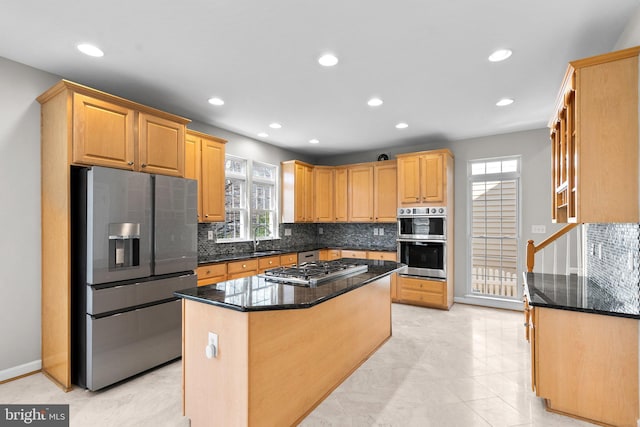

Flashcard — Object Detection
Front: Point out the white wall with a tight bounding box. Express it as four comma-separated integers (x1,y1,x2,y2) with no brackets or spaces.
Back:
0,57,59,379
615,6,640,49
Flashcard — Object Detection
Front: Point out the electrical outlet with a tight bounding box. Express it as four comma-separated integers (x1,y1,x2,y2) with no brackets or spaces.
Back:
284,228,292,236
628,252,634,271
379,227,384,236
531,225,546,234
318,227,323,235
373,228,379,236
207,230,214,240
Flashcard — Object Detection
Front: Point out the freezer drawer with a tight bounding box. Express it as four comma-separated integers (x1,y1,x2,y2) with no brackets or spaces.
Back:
87,273,195,316
85,299,181,391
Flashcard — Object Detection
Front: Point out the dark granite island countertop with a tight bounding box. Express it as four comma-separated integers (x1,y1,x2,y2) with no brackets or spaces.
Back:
523,271,640,319
177,259,405,311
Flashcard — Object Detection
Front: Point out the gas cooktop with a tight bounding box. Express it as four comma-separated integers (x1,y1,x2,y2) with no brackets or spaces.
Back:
259,261,369,286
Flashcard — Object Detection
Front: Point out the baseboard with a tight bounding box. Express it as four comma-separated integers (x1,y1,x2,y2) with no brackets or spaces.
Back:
454,295,523,311
0,360,41,383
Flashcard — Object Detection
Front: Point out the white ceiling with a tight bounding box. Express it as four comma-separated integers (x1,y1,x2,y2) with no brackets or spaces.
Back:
1,0,638,155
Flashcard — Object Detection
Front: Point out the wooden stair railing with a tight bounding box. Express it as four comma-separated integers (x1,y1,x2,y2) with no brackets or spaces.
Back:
526,223,578,272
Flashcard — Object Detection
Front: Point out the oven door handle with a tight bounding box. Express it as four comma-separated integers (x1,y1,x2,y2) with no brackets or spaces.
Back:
397,239,447,244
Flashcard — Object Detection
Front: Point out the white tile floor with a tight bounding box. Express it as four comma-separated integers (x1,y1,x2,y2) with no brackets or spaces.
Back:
0,303,594,427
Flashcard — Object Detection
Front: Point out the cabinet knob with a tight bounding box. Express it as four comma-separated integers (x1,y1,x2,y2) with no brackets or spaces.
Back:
141,163,147,168
127,161,134,166
205,215,209,218
242,264,247,268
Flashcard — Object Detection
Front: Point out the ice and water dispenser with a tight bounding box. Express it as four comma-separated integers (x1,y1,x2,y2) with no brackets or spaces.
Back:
108,223,141,269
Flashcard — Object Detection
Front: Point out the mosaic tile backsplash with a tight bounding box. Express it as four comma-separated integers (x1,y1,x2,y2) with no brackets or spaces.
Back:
197,222,397,257
585,223,640,312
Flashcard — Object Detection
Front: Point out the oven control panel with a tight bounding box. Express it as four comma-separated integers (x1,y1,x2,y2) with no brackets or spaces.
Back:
397,207,446,216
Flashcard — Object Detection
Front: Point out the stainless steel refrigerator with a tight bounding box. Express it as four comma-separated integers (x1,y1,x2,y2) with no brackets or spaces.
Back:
71,166,197,391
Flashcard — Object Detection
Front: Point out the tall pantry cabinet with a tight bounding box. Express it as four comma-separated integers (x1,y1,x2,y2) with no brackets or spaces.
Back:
37,80,191,390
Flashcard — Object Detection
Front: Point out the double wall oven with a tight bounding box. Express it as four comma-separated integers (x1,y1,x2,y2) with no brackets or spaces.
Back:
397,207,447,280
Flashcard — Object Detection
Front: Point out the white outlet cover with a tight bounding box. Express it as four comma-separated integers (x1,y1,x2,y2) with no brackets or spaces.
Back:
373,228,379,236
318,227,323,234
284,229,292,236
207,230,214,240
379,228,384,236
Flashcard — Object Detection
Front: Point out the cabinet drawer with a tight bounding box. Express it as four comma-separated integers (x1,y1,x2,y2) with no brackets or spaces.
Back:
259,256,280,271
326,249,341,260
198,275,226,287
280,253,297,266
399,276,444,294
398,288,445,306
227,259,258,275
197,263,226,280
341,250,367,259
367,251,397,261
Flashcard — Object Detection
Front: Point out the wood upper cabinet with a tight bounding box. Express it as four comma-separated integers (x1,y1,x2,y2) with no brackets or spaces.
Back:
281,160,314,223
397,149,451,207
313,166,334,222
67,84,189,176
138,112,185,177
72,93,136,170
348,164,374,222
373,161,397,222
185,130,227,223
549,46,640,223
334,167,348,222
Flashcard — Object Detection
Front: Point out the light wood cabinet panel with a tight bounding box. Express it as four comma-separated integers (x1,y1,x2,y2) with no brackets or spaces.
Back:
373,161,397,222
72,93,136,170
280,253,297,267
348,164,374,222
531,306,639,426
397,150,451,207
281,160,314,223
549,46,640,223
396,276,451,309
258,256,280,273
197,263,227,287
227,259,259,279
138,112,185,177
319,249,341,261
367,251,397,261
341,249,367,259
185,131,226,223
313,167,334,222
334,167,348,222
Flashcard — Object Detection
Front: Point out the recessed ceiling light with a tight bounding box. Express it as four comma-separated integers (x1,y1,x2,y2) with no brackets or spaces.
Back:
77,43,104,57
489,49,512,62
208,97,224,106
269,122,282,129
257,132,269,138
367,97,383,107
395,123,408,129
309,139,320,144
318,54,339,67
496,98,514,106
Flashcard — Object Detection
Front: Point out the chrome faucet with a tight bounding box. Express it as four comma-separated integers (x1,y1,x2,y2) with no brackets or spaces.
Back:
253,224,271,252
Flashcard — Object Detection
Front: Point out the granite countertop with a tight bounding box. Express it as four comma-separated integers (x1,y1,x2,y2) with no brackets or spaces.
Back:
177,259,405,312
197,245,397,265
523,272,640,319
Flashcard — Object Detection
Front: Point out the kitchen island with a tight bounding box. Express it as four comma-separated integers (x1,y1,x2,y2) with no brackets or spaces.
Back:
175,259,404,427
524,272,639,427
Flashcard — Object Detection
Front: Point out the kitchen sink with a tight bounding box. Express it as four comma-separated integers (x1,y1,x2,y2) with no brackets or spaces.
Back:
251,250,282,256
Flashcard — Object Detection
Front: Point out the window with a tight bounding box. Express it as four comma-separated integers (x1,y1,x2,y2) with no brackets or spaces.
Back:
468,157,520,299
216,155,278,242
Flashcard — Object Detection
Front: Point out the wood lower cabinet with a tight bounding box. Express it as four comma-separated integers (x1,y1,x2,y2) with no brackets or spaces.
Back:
395,276,452,310
185,131,226,223
258,256,280,273
397,149,452,207
549,46,640,223
280,253,297,267
197,263,227,287
367,251,396,261
340,249,368,259
528,306,639,426
227,259,259,280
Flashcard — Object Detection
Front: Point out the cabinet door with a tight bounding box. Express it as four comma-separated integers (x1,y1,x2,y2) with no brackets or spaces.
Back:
397,155,421,205
72,93,135,170
138,112,185,177
294,163,313,222
184,133,202,222
348,165,374,222
313,168,334,222
421,153,444,203
374,162,397,222
334,167,348,222
304,165,314,222
201,137,226,222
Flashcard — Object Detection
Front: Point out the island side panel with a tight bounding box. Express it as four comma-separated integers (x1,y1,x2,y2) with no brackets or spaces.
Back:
247,275,392,426
536,307,639,427
183,299,249,427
